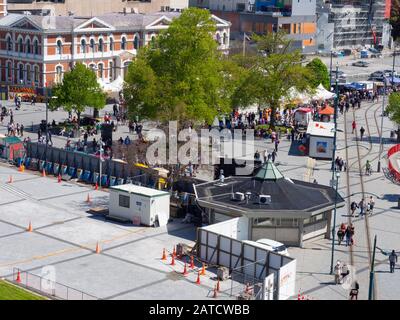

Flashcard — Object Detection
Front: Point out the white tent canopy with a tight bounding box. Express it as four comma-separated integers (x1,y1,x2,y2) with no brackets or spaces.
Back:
312,84,336,101
97,76,124,93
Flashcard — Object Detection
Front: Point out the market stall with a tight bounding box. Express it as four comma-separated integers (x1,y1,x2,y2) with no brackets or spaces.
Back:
0,135,24,161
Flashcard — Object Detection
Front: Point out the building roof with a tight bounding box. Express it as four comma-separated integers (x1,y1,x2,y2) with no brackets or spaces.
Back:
0,12,230,33
194,161,344,217
306,121,335,138
110,184,170,198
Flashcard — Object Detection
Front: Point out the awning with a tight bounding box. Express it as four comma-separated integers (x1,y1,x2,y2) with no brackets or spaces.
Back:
318,106,334,115
312,84,336,100
296,107,313,113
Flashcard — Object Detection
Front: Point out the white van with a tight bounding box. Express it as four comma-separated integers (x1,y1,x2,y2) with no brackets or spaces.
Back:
256,239,289,256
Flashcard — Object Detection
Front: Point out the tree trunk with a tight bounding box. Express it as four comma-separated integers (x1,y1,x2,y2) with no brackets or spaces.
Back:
93,108,99,119
269,105,277,128
77,111,81,128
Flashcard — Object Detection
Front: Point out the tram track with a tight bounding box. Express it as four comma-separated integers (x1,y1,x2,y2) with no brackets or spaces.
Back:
348,99,382,300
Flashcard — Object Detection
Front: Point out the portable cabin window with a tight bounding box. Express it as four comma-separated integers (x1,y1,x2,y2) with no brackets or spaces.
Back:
119,194,130,208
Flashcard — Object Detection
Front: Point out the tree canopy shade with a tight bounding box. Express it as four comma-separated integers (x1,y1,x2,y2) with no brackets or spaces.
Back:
306,58,330,90
49,63,106,122
233,31,313,126
123,8,234,125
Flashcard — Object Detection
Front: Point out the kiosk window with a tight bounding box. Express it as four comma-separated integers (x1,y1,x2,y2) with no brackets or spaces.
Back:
119,195,130,208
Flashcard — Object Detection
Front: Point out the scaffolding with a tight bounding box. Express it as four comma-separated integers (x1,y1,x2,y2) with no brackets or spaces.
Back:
328,0,388,49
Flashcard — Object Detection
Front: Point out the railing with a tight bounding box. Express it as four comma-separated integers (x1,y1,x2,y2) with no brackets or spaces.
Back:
10,268,99,300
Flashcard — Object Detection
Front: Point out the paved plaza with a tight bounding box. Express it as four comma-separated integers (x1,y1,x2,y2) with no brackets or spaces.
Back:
0,93,400,300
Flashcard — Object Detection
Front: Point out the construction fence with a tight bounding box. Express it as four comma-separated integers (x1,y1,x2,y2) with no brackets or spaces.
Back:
197,218,297,300
10,268,98,300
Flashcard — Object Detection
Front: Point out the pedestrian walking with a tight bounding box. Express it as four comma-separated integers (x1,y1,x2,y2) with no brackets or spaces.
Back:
274,138,280,152
337,227,345,245
20,124,24,137
263,149,268,163
352,120,356,134
271,150,277,163
358,198,366,217
349,281,359,300
350,201,358,217
360,126,365,141
334,261,342,284
368,196,375,215
389,250,398,273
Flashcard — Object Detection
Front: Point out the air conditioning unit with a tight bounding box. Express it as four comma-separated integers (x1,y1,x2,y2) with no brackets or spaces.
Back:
233,192,245,201
258,195,271,205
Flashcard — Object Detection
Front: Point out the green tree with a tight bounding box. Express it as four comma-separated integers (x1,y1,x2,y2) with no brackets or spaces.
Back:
49,63,106,124
306,58,330,90
387,92,400,142
123,8,232,125
390,0,400,40
235,31,312,127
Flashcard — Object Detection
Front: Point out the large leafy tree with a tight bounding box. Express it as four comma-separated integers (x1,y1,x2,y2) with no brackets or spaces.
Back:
391,0,400,41
306,58,330,90
123,8,233,125
387,92,400,141
234,31,312,127
49,63,106,123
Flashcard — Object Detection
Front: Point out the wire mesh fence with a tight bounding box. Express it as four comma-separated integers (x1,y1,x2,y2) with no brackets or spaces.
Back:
10,268,98,300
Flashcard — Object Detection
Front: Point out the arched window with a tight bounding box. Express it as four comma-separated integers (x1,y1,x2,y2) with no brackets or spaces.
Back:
55,66,63,83
56,40,62,55
98,63,104,79
6,61,12,80
98,38,104,52
216,33,221,45
81,39,86,53
109,61,114,81
34,65,39,83
134,36,139,50
89,63,96,73
6,36,12,51
121,37,127,50
26,64,31,82
109,37,114,51
33,39,39,55
90,39,96,53
18,64,24,83
26,39,31,54
18,38,23,53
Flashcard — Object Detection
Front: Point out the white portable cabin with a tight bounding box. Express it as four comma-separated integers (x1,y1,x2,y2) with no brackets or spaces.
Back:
109,184,170,227
306,121,335,159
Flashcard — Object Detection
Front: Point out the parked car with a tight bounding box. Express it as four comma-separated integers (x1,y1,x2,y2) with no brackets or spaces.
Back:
384,69,398,78
331,70,347,81
256,239,290,256
360,50,369,59
342,49,352,56
352,60,369,67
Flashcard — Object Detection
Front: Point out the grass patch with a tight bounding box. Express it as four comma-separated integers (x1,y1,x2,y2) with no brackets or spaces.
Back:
0,280,45,300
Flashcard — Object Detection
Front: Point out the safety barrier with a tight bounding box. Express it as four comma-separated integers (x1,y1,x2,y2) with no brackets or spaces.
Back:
11,268,99,300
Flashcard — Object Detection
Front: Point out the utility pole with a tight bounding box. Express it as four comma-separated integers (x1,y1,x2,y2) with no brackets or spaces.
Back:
329,51,333,89
242,32,246,57
392,45,396,91
330,63,339,174
44,82,49,161
368,235,377,300
377,80,386,172
330,171,340,274
99,142,104,189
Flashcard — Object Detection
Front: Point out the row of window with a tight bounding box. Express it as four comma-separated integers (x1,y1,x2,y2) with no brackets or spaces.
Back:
4,62,41,83
78,35,142,54
6,36,40,55
253,213,328,228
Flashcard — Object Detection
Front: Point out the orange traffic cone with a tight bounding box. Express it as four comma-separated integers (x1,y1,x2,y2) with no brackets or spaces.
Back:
95,242,101,254
21,165,25,173
172,246,176,257
86,194,91,203
170,254,175,266
216,279,220,292
18,165,22,172
190,256,195,269
213,285,218,298
8,175,13,184
161,248,167,261
16,270,21,283
196,272,201,285
182,263,188,276
200,263,206,275
27,221,33,232
42,169,46,177
94,182,98,190
57,174,61,183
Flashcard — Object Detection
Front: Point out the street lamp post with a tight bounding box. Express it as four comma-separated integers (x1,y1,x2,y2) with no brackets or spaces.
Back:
329,50,333,90
377,80,386,173
368,235,377,300
330,171,340,274
331,63,339,174
44,83,49,160
99,142,104,189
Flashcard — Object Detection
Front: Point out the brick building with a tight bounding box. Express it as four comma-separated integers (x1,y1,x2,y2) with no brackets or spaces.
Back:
0,11,230,94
